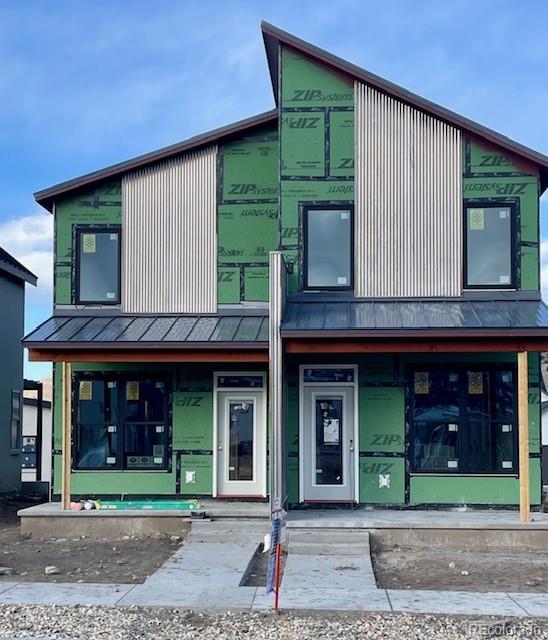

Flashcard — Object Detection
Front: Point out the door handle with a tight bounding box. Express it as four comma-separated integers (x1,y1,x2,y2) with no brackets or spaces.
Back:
349,439,354,452
218,444,223,450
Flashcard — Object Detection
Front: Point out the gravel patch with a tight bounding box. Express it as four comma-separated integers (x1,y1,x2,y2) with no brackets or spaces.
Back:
0,606,548,639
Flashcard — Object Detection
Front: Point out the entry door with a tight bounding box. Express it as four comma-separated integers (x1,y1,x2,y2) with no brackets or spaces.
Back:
302,386,355,501
216,391,266,497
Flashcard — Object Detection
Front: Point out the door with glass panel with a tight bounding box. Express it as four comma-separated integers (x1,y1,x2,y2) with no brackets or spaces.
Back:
302,386,355,501
216,391,266,496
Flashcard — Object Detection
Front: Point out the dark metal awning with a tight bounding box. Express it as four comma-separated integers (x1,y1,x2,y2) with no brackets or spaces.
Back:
23,313,269,361
281,298,548,337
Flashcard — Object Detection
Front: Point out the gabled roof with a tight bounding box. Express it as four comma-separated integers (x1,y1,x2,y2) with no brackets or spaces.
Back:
0,247,37,286
261,21,548,189
34,109,278,213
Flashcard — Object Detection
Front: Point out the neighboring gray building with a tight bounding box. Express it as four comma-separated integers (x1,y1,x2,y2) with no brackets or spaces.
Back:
0,247,37,494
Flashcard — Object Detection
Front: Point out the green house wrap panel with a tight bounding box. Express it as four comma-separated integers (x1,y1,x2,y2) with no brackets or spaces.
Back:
54,265,72,305
244,266,269,301
217,267,241,304
285,386,299,504
329,111,355,177
55,183,122,262
468,140,530,175
218,204,278,264
281,47,354,109
281,180,354,238
359,456,405,504
521,246,539,290
221,137,278,202
180,454,213,494
359,387,405,453
410,461,541,505
281,111,326,177
172,391,213,450
358,355,394,382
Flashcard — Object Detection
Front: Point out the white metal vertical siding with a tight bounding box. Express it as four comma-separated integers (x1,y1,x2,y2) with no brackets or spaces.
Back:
355,83,462,297
122,146,217,313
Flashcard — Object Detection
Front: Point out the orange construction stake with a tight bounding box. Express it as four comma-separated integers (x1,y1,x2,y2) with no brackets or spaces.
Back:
274,542,281,611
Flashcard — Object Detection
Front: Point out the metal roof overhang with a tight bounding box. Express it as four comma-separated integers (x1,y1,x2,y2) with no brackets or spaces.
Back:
23,313,269,362
281,299,548,353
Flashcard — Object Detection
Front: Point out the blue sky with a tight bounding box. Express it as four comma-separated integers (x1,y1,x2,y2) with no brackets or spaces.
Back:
0,0,547,380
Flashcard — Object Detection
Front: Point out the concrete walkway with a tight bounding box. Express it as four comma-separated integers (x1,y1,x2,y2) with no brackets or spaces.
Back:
1,519,548,617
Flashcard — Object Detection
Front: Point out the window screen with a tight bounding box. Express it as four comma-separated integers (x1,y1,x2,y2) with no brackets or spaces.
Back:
305,208,352,289
465,205,512,287
76,229,120,304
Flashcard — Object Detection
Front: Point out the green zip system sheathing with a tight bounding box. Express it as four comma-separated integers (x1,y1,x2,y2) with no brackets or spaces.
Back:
284,353,541,507
51,363,268,498
217,129,279,303
463,139,540,291
54,184,122,304
279,46,354,292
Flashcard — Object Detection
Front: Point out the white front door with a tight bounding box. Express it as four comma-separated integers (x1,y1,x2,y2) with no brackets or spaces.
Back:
302,386,355,501
216,390,266,497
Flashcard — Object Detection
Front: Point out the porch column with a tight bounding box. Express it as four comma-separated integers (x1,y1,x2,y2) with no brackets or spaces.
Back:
269,252,286,507
517,351,530,523
61,361,72,510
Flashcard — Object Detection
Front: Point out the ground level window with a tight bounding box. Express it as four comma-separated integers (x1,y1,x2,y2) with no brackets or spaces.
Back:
410,368,516,474
75,376,168,470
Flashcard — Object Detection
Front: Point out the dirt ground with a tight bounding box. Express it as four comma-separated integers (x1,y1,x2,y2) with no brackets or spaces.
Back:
0,495,183,584
372,546,548,592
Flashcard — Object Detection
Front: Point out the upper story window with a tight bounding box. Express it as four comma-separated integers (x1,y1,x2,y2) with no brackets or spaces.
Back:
76,227,121,305
304,206,353,290
464,203,514,288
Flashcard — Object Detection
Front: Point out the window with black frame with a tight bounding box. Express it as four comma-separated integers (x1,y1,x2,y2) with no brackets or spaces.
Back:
410,368,516,474
464,204,513,288
75,376,168,470
304,207,352,289
76,227,121,304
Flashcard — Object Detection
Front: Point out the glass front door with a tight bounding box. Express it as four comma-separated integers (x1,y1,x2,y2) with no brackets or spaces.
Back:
216,390,266,497
302,385,355,502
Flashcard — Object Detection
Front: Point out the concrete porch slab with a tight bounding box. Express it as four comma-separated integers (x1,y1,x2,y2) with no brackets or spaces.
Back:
18,500,269,538
287,509,548,530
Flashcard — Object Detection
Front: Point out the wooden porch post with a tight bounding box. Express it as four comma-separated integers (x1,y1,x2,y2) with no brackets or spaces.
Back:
61,361,72,510
517,351,530,523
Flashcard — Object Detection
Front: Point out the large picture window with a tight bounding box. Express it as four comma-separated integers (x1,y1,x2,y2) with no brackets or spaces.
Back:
76,227,121,304
464,203,514,288
410,368,516,474
304,207,353,289
75,376,168,471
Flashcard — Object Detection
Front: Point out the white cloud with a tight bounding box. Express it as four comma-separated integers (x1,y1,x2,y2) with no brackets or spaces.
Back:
0,212,53,303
